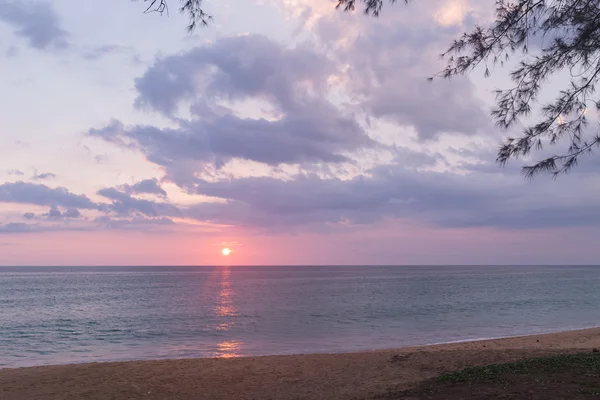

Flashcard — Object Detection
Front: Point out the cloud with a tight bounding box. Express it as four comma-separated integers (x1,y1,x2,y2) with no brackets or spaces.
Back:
32,171,56,181
0,222,84,234
0,181,179,235
315,15,491,140
119,178,167,198
88,14,492,197
6,169,24,176
0,0,69,50
0,222,39,233
46,206,62,219
79,3,599,238
89,35,377,183
24,207,82,221
12,203,175,234
63,208,81,218
133,34,334,115
184,157,600,231
90,110,373,180
0,182,97,209
97,187,180,217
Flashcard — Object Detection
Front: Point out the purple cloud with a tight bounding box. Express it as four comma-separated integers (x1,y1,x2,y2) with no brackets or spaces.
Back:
89,34,376,184
0,0,69,50
119,178,167,198
183,156,600,231
0,181,180,234
0,223,40,234
97,187,180,217
0,182,97,209
324,21,491,140
134,34,334,115
79,9,600,238
35,206,82,220
32,172,56,181
0,222,85,234
46,206,62,219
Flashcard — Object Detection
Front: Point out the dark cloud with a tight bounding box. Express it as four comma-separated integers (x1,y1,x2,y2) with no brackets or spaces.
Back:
13,205,174,234
97,187,180,217
184,159,600,231
38,206,82,220
63,208,81,218
0,182,97,209
0,222,89,234
0,222,80,234
134,34,333,115
89,35,376,183
6,169,24,176
0,181,178,233
32,171,56,181
90,108,372,183
119,178,167,198
0,0,69,50
46,206,62,219
0,223,39,234
5,186,178,233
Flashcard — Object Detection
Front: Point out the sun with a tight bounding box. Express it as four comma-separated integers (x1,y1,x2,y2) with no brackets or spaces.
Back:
221,248,231,256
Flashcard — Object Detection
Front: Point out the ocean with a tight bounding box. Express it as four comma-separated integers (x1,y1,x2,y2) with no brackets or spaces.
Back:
1,265,599,369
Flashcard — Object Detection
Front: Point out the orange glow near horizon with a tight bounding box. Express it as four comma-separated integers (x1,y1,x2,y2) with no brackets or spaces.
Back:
221,248,231,256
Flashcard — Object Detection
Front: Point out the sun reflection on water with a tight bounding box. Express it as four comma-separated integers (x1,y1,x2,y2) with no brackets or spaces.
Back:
213,266,242,358
216,267,237,319
215,340,241,358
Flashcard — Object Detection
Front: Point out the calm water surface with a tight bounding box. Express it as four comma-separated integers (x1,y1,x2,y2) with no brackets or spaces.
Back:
1,265,599,368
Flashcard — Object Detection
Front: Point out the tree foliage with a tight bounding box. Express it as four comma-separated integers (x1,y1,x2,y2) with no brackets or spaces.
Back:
340,0,600,177
141,0,600,177
138,0,211,31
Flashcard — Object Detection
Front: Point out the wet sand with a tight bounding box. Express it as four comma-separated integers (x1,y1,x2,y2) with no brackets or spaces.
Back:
2,327,600,400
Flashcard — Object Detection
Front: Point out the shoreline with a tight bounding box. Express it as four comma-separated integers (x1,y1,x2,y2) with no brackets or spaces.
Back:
4,325,600,371
407,324,600,348
2,327,600,399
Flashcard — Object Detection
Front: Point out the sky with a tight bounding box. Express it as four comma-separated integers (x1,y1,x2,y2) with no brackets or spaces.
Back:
0,0,599,266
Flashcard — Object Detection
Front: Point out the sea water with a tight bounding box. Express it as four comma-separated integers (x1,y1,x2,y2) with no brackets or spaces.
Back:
1,265,599,368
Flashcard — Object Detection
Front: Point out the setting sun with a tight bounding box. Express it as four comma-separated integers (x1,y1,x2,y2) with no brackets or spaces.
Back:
221,248,231,256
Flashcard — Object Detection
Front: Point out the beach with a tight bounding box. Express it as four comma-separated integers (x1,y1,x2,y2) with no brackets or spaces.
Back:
2,327,600,400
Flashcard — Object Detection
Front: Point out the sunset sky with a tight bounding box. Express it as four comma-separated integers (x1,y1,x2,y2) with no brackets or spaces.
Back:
1,0,599,265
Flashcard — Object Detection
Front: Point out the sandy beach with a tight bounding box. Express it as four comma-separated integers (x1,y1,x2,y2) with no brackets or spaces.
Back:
1,327,600,400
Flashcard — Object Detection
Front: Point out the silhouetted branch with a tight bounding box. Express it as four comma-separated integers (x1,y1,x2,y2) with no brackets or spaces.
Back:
138,0,212,32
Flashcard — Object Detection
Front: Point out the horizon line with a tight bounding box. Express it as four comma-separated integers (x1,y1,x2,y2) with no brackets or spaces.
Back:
1,264,599,268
